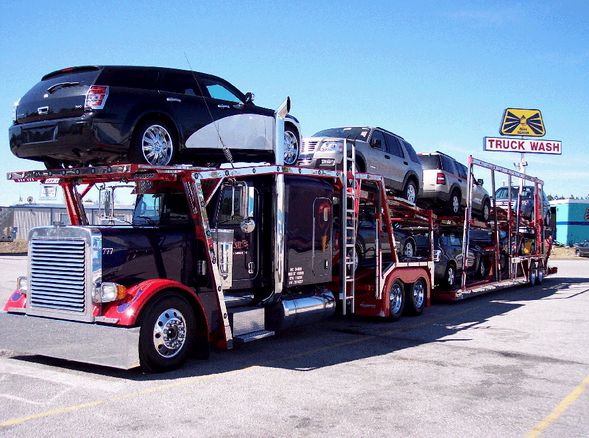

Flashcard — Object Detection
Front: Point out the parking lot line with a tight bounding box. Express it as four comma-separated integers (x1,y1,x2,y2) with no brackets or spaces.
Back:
523,373,589,438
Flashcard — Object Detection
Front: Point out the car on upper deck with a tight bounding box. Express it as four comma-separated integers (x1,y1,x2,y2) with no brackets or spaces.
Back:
10,65,301,168
494,185,551,224
417,151,491,221
297,126,423,203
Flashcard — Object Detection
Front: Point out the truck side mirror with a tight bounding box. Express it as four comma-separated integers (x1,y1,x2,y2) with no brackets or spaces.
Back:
477,178,484,186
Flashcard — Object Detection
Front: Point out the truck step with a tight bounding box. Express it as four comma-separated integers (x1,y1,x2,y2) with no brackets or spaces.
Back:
233,330,275,344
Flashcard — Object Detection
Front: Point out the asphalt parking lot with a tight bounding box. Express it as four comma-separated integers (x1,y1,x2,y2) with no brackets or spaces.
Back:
0,255,588,438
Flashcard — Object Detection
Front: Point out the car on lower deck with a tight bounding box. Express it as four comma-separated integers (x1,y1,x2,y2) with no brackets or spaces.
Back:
433,229,491,289
297,126,423,203
10,65,301,168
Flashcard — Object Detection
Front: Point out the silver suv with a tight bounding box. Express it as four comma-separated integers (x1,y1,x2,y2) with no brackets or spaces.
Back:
298,127,423,203
417,151,491,220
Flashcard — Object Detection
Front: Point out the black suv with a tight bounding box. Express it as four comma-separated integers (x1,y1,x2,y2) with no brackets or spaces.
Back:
10,66,301,168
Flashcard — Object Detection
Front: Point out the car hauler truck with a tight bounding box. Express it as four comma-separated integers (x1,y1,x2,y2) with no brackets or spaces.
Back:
0,158,434,372
431,156,556,300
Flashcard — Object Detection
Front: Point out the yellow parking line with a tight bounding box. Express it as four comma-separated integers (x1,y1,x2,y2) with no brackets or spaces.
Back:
523,373,589,438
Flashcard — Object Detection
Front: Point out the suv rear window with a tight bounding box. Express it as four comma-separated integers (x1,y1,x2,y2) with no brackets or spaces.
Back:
418,154,441,170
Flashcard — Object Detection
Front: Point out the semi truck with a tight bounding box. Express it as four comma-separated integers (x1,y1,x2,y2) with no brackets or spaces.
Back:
0,149,554,372
0,159,434,372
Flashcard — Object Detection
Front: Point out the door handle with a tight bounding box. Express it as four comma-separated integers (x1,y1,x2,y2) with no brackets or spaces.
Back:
166,97,181,102
384,155,390,159
403,161,408,165
218,104,230,109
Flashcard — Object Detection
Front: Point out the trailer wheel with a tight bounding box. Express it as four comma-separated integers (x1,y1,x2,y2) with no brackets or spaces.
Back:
406,277,427,316
535,261,544,285
388,280,405,321
528,261,537,286
139,292,196,372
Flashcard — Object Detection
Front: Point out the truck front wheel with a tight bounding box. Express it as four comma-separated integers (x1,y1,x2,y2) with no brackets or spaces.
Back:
139,293,196,372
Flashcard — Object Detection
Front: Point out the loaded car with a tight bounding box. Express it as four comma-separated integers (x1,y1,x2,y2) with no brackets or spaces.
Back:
356,203,422,267
433,230,491,288
297,127,423,203
417,151,491,220
10,65,301,168
494,185,551,224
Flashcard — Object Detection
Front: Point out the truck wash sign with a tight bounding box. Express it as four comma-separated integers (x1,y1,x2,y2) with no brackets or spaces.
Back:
500,108,545,137
484,137,562,155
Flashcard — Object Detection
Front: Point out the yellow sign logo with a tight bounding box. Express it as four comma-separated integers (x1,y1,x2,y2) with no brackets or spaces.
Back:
500,108,545,137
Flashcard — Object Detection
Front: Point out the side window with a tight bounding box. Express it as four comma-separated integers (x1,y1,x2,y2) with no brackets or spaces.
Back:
202,80,242,103
440,155,457,175
402,141,420,163
98,68,159,90
370,130,386,151
160,72,202,96
456,162,468,179
384,133,404,158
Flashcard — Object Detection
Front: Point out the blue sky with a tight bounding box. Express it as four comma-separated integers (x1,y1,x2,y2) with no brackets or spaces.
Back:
0,0,587,205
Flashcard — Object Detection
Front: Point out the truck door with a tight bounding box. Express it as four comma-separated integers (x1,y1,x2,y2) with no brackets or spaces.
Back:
214,184,259,288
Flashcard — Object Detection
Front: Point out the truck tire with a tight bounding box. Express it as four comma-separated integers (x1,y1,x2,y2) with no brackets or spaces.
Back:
535,261,544,285
139,292,196,372
528,261,537,286
388,279,405,321
405,277,427,316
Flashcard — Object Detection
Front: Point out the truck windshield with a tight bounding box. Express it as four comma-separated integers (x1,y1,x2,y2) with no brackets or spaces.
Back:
132,193,191,226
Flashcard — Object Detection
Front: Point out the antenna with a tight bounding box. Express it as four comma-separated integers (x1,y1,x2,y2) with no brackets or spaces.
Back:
184,53,234,167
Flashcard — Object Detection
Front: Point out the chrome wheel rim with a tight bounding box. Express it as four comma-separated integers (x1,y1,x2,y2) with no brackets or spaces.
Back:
412,280,425,309
447,266,455,285
406,184,417,204
390,283,403,315
142,125,173,165
283,130,299,165
452,195,460,213
404,242,414,258
152,307,187,358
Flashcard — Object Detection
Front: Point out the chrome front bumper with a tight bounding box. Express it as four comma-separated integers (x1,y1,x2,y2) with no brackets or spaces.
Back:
0,312,140,370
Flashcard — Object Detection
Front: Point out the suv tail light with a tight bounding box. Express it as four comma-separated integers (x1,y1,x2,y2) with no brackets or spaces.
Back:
436,172,446,185
85,86,109,110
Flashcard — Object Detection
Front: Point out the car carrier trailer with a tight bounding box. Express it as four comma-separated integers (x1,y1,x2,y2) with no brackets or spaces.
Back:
431,156,556,300
0,157,434,372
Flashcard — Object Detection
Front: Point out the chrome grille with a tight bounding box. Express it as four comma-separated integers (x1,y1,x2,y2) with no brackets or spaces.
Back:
30,239,86,312
301,139,319,154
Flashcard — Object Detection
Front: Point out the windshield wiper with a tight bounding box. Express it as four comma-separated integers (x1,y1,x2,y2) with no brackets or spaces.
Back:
46,81,80,93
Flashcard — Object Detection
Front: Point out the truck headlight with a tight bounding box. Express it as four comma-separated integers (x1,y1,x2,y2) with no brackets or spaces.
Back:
319,141,344,152
17,276,28,294
94,282,127,303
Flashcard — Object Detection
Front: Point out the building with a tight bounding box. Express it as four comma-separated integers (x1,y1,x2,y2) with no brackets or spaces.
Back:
9,203,134,240
551,199,589,246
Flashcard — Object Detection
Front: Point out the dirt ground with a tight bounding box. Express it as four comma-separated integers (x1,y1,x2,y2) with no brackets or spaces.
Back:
0,239,582,259
0,240,28,255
